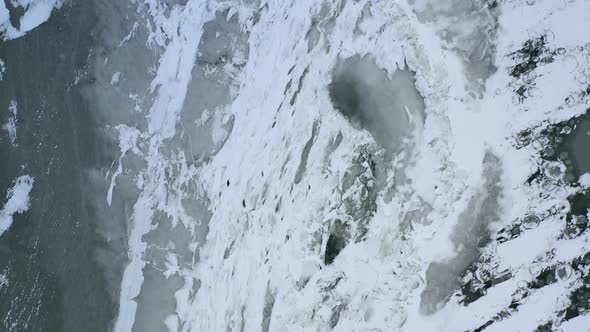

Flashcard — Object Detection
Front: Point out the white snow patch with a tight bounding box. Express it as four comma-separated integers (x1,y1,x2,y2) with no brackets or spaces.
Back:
0,175,34,239
561,314,590,332
579,172,590,189
106,125,141,206
0,273,8,289
111,71,121,85
3,100,18,146
0,58,5,80
119,21,138,47
0,0,64,40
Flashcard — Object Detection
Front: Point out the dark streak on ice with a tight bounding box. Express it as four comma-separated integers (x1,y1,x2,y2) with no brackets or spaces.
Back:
294,120,319,184
261,284,275,332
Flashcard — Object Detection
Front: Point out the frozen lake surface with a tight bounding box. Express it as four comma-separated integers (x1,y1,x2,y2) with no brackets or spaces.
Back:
1,0,590,331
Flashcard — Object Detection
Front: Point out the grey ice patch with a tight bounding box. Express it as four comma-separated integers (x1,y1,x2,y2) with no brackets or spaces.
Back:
196,9,249,67
181,9,249,162
322,132,343,169
420,152,503,314
161,0,188,6
411,0,499,94
304,2,336,53
328,55,425,155
132,194,212,332
294,120,320,184
305,20,320,53
133,211,207,332
261,284,276,332
399,196,433,231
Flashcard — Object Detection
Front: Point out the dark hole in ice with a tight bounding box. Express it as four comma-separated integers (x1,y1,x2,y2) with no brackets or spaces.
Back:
328,55,425,155
324,219,349,265
536,110,590,182
561,111,590,178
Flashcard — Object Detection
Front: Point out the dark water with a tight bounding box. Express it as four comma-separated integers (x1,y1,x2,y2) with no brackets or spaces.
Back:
0,2,126,330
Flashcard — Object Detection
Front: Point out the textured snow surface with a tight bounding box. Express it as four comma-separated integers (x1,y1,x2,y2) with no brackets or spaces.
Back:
87,0,590,331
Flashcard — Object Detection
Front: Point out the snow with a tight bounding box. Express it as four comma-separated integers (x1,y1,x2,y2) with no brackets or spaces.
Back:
106,125,141,206
561,314,590,332
119,22,138,47
2,100,18,146
580,173,590,189
0,273,7,289
0,2,9,31
0,175,34,239
111,72,121,85
0,58,6,80
0,0,63,40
